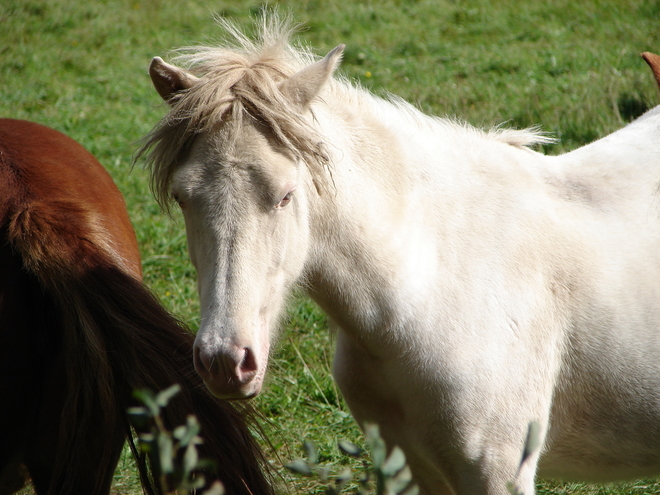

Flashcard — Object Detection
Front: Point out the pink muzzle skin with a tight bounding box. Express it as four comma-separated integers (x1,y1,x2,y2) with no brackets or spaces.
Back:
194,343,264,399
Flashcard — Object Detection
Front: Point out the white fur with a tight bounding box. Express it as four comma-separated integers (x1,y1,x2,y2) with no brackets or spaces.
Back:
146,22,660,494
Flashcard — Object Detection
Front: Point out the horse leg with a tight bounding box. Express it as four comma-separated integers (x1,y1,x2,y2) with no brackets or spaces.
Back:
25,434,125,495
404,440,538,495
333,329,547,495
0,353,35,495
446,448,539,495
0,342,39,495
24,400,126,495
0,397,34,495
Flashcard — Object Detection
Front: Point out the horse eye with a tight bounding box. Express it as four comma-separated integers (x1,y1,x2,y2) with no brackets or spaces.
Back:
276,191,294,209
172,192,185,209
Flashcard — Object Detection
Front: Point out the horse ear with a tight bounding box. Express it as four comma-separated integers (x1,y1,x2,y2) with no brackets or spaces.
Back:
279,44,345,110
149,57,199,104
642,52,660,92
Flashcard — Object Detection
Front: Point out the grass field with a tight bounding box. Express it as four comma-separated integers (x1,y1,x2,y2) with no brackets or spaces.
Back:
3,0,660,493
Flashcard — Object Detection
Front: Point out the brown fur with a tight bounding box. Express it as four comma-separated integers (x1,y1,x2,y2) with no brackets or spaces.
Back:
0,119,274,495
642,51,660,91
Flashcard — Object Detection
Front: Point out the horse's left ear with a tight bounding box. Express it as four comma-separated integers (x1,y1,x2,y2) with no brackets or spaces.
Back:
642,52,660,92
149,57,200,104
279,44,345,111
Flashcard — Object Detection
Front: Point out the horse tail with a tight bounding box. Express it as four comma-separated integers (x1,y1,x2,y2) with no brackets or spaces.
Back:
4,196,274,495
642,52,660,92
1,188,125,493
0,120,274,494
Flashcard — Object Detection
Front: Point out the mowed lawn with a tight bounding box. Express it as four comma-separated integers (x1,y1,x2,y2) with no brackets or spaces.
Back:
2,0,660,493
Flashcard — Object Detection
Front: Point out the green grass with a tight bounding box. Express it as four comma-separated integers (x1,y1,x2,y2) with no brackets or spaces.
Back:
2,0,660,493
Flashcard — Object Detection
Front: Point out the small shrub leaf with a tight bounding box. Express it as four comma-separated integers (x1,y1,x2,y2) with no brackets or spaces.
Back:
364,423,387,468
304,440,318,465
156,384,182,408
506,481,524,495
336,467,352,490
336,467,352,484
401,483,420,495
187,414,202,433
183,442,199,475
157,434,174,474
174,415,202,446
381,446,406,476
205,481,226,495
183,475,206,490
521,421,542,463
133,389,159,415
385,465,412,493
285,459,312,476
138,432,155,447
338,440,362,457
127,407,150,429
138,438,153,453
173,425,187,441
317,466,331,482
127,406,148,416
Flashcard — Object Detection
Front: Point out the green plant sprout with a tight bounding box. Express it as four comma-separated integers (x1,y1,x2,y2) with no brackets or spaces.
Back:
127,386,537,495
127,384,224,495
286,423,419,495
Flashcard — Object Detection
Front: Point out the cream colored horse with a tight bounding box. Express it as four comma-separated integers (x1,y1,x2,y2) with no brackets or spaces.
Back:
141,17,660,495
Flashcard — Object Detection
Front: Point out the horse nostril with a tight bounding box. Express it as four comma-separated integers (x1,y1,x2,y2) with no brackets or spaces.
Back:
192,342,265,398
240,347,258,374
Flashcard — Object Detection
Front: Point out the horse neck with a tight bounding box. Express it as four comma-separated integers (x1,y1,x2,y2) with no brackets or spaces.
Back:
302,86,555,338
304,90,442,337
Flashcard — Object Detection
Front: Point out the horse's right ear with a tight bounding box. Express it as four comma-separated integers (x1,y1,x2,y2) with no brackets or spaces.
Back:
149,57,199,104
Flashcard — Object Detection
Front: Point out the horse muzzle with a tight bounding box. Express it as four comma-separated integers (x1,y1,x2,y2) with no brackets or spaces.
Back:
193,342,265,399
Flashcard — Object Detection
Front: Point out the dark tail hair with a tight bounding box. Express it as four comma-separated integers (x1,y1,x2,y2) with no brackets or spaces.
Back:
5,199,274,495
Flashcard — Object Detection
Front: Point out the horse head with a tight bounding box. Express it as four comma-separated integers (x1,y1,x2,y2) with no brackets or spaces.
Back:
146,41,343,398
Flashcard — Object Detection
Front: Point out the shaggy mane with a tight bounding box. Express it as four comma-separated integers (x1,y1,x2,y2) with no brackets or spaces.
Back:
138,15,330,208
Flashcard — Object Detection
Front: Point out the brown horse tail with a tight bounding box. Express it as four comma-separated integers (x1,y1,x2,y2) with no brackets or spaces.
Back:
5,200,275,494
74,264,278,495
5,199,275,495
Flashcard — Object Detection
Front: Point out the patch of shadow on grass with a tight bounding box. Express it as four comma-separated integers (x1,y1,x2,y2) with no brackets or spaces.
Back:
617,92,650,123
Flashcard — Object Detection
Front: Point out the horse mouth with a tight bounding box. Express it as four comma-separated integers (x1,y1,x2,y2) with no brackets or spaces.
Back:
202,375,264,400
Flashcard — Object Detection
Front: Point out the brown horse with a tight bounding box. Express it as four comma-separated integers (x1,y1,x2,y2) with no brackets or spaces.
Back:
0,119,274,495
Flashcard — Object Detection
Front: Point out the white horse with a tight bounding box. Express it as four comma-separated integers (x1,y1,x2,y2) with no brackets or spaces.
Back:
141,16,660,495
